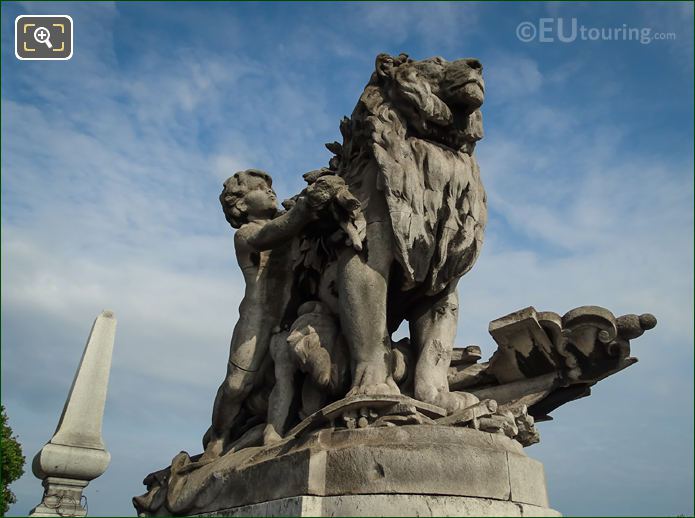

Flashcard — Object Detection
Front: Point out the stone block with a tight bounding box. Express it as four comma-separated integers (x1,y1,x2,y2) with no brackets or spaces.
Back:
195,494,562,517
508,451,550,507
151,425,555,515
323,442,510,500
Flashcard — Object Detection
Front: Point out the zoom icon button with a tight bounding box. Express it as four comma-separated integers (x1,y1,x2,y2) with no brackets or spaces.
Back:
15,15,73,60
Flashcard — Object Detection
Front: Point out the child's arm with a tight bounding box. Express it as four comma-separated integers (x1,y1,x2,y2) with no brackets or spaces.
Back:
246,196,316,251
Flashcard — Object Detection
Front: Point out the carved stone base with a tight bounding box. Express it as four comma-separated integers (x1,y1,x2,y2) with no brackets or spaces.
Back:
29,477,88,517
193,494,562,517
144,425,558,516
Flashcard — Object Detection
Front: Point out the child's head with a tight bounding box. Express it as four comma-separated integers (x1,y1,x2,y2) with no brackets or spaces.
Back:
220,169,277,228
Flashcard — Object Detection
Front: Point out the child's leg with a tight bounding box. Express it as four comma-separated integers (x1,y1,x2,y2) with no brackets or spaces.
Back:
202,363,255,460
264,331,295,445
202,323,275,459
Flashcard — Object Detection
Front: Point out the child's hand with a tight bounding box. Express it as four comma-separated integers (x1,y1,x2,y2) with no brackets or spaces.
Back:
293,195,321,221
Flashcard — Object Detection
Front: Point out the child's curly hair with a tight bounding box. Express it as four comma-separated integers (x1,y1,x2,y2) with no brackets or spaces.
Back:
219,169,273,228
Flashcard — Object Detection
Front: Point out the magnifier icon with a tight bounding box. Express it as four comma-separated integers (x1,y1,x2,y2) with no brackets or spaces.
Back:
34,26,53,49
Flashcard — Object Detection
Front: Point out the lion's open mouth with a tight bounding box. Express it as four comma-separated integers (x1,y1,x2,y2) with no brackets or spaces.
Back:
450,79,485,94
451,106,472,135
450,80,483,120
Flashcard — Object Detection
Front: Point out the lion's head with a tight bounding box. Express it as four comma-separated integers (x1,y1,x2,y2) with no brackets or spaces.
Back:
329,53,488,296
368,53,484,153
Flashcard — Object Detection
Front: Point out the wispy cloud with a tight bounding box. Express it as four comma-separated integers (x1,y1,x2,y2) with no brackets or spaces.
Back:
484,52,543,102
2,2,692,517
357,2,480,55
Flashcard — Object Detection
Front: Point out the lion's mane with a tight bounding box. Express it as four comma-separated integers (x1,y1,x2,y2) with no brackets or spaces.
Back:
330,54,487,296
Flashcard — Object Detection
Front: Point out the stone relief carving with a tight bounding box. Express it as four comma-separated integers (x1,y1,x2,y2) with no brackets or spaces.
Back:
133,53,656,517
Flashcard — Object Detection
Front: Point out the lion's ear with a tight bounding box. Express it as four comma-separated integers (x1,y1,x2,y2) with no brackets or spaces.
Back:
375,53,396,79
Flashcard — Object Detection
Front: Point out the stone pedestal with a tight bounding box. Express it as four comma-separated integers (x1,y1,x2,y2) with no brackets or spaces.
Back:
157,425,560,517
29,478,88,517
195,495,561,517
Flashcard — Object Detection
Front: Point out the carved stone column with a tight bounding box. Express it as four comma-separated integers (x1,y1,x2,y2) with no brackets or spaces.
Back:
30,311,117,517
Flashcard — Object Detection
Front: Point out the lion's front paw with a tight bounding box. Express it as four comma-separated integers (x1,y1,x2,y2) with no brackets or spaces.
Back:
263,424,283,446
348,361,400,397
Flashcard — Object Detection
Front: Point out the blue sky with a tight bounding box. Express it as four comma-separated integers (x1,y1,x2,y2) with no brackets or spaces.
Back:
1,2,693,516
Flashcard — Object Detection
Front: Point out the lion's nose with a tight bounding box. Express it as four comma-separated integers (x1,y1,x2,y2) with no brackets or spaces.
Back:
465,58,483,71
448,58,484,77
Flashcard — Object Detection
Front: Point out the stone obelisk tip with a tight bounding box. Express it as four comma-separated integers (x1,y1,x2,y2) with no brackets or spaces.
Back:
30,310,117,517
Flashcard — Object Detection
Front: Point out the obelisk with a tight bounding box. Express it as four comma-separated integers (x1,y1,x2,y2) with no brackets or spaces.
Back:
30,311,117,517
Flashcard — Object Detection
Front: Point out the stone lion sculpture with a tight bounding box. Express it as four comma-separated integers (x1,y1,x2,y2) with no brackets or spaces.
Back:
328,53,487,413
133,53,659,518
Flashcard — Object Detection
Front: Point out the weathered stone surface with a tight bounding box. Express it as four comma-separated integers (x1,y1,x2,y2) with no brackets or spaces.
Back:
194,495,561,517
475,305,657,421
287,394,446,438
435,399,497,426
30,478,88,518
40,310,116,454
488,307,556,384
135,426,554,516
31,311,117,517
450,346,482,365
508,452,549,507
322,442,509,500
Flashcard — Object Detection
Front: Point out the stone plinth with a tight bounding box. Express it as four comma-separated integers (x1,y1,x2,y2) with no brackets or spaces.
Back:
29,478,88,517
194,495,561,517
162,425,560,517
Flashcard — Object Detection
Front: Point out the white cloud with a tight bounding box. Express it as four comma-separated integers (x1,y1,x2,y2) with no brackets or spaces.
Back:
462,81,694,352
2,3,692,516
357,2,480,54
484,53,544,102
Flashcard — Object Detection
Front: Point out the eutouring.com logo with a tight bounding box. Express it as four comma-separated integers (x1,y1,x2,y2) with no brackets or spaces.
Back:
516,18,677,45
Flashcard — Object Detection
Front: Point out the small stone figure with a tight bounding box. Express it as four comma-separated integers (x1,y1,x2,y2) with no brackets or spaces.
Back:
264,301,349,445
202,169,326,460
